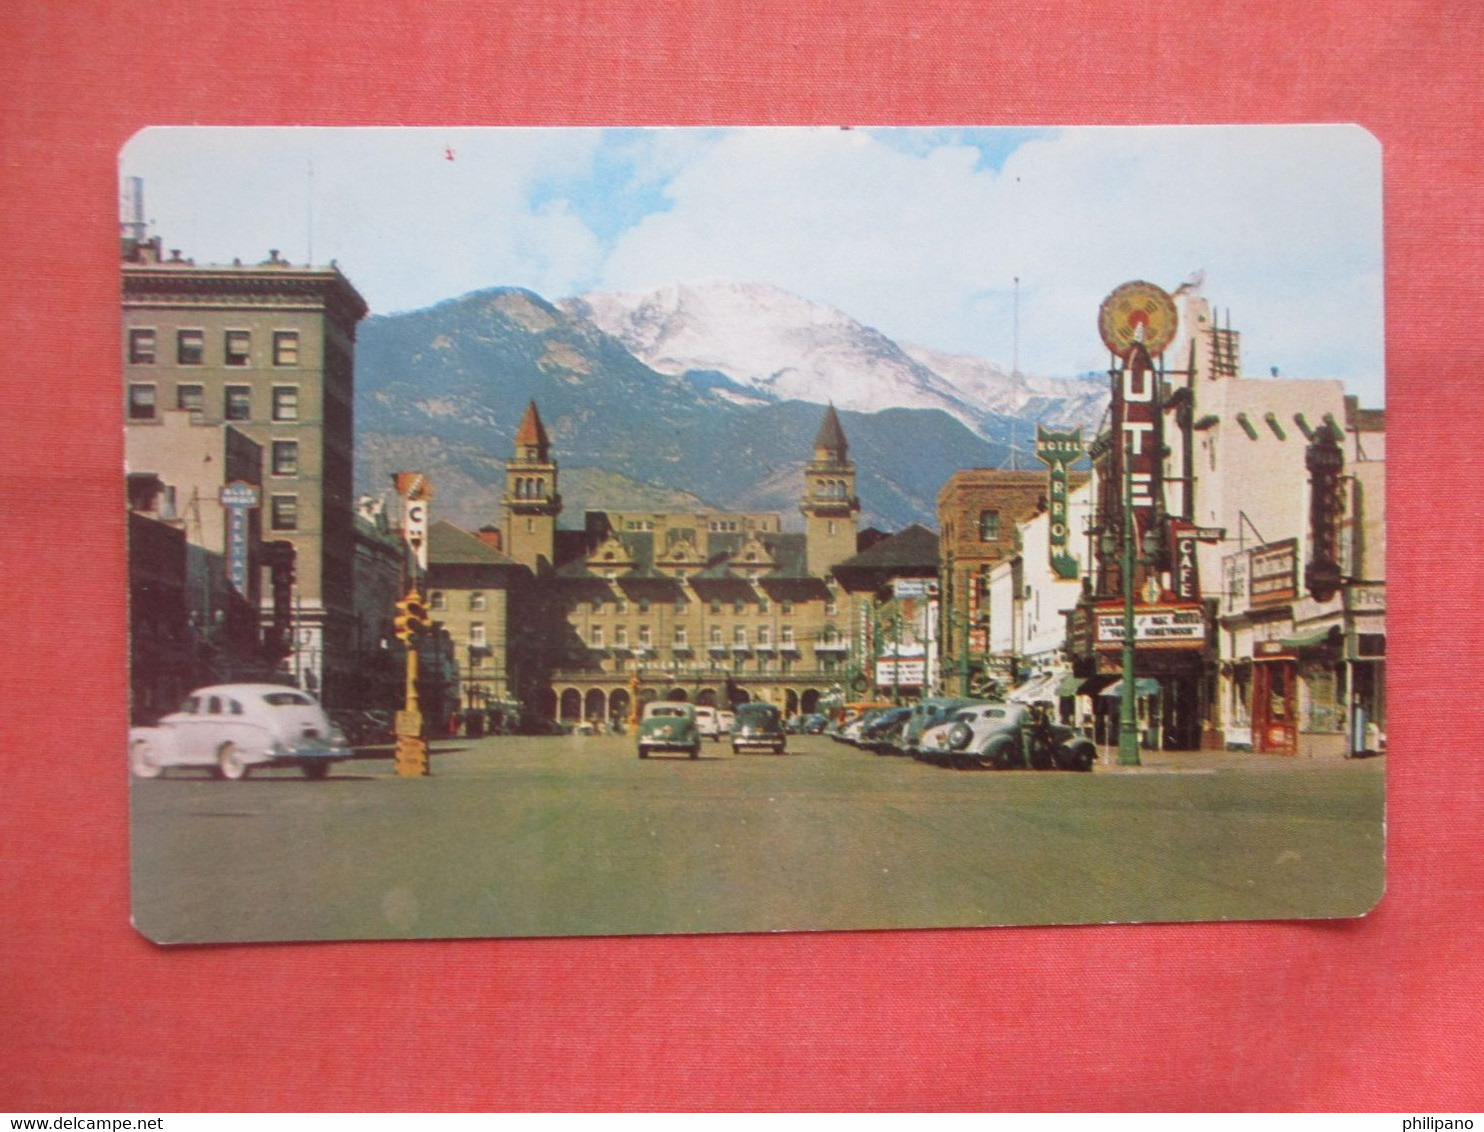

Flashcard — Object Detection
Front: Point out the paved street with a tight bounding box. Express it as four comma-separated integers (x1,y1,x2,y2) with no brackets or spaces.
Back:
130,733,1385,944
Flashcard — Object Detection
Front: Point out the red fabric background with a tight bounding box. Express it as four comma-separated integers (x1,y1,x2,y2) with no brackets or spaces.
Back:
2,0,1480,1112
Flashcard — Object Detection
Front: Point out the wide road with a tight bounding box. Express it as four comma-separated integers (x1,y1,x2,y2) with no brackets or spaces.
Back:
130,732,1385,944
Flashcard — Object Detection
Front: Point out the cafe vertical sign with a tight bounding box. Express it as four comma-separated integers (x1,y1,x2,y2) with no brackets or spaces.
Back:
1035,425,1083,580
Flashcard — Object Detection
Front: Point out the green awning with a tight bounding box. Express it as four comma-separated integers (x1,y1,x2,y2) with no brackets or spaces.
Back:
1099,678,1161,698
1279,625,1342,652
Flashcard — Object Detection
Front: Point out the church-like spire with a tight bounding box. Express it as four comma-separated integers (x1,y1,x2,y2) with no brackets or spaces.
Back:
514,400,551,461
813,403,848,462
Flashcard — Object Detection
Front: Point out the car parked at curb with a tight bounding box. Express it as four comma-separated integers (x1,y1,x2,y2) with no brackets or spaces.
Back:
128,684,352,780
925,701,1095,772
637,701,702,759
730,702,787,755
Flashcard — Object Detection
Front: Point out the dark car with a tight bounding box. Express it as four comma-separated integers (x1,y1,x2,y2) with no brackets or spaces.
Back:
731,702,787,755
858,705,912,753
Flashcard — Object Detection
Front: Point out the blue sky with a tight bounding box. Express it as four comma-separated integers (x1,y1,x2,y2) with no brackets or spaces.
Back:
121,125,1384,405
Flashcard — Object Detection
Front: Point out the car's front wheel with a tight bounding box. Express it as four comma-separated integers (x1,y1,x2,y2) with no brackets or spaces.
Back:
638,746,649,759
129,739,162,779
302,760,330,780
984,737,1017,770
217,742,248,780
689,744,700,759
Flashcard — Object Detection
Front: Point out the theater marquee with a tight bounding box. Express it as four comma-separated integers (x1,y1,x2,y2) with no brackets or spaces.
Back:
1094,603,1207,649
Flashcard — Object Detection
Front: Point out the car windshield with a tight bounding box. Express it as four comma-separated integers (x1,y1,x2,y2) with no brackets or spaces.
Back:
649,707,686,718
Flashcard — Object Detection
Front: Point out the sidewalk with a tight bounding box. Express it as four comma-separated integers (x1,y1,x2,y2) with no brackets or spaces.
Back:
1092,744,1381,773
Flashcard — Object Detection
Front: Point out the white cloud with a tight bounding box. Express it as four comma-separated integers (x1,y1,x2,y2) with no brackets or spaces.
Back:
121,125,1383,403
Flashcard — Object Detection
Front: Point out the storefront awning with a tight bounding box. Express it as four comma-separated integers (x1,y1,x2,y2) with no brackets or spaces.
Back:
1099,677,1161,698
1279,625,1342,652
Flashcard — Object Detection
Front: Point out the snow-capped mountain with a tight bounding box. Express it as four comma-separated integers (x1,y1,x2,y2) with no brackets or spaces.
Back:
559,279,1107,436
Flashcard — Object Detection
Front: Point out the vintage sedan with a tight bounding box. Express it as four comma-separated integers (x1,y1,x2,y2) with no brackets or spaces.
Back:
730,702,787,755
637,701,702,759
930,701,1096,772
128,684,352,780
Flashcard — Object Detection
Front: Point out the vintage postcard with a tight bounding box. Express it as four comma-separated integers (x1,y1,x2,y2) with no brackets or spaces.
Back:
122,125,1385,943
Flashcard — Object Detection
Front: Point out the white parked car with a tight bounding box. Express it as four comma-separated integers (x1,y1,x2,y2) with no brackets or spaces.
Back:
129,684,352,780
717,709,735,736
693,704,721,741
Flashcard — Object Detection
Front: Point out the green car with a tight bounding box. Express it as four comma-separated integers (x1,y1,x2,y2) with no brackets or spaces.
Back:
730,702,786,755
637,701,702,759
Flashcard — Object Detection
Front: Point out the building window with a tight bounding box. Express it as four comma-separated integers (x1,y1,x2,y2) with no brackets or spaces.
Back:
734,600,745,614
674,597,687,614
615,626,628,648
781,600,794,614
273,330,300,366
271,440,299,476
674,627,688,648
710,626,722,646
270,495,298,531
127,383,157,420
733,626,747,647
615,598,628,615
590,626,604,648
430,592,446,611
758,626,771,647
176,329,204,365
781,625,795,645
224,385,251,421
825,591,838,615
758,597,769,614
128,328,156,364
979,510,1000,541
225,330,251,366
470,622,487,647
470,591,487,611
272,386,299,421
638,625,651,647
176,383,203,414
710,599,722,615
639,598,651,614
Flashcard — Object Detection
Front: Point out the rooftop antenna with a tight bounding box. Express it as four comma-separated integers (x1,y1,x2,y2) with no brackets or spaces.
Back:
1012,275,1021,380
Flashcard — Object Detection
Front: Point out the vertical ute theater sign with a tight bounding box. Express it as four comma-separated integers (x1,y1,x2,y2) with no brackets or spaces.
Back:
1098,280,1179,550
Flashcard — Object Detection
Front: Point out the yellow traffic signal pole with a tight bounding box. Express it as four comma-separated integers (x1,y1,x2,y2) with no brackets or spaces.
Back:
394,590,430,777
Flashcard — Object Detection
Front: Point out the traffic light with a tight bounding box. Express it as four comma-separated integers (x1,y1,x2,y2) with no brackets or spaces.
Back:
394,591,430,642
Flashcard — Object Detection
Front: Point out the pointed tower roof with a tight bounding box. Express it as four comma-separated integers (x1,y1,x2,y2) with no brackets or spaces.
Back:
514,400,551,458
813,403,848,458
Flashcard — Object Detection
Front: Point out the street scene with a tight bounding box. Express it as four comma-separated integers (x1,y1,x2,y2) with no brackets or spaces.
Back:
121,126,1385,942
130,731,1385,943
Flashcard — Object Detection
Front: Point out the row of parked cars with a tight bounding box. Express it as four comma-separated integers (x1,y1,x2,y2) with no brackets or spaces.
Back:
830,697,1097,772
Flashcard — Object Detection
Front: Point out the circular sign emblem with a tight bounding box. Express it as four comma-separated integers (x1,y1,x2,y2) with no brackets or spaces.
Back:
1098,280,1178,359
